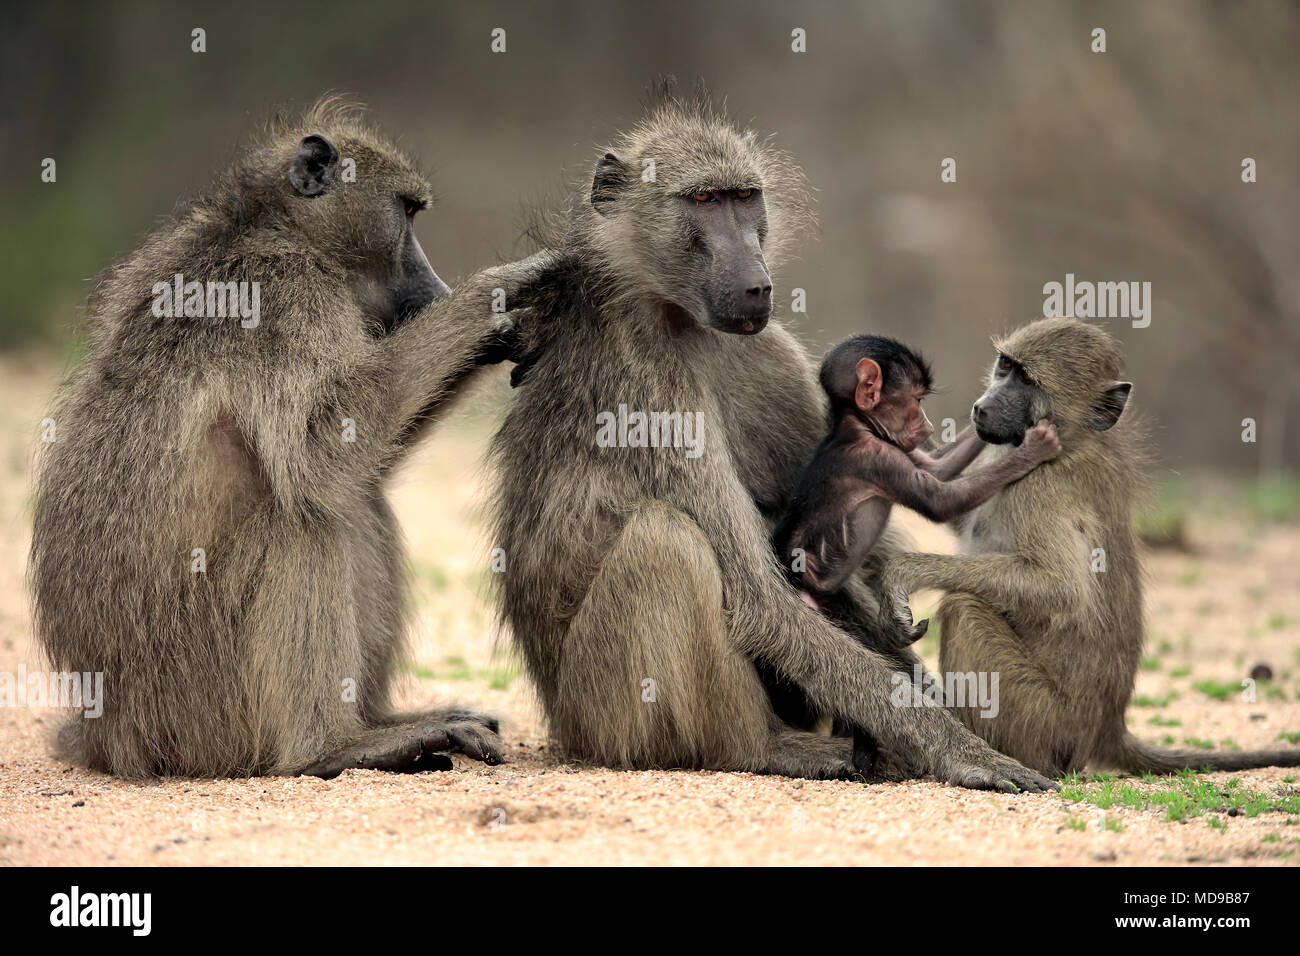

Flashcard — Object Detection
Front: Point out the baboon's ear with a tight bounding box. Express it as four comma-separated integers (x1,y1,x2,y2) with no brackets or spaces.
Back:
854,358,883,412
1088,381,1132,431
289,134,340,197
591,152,630,214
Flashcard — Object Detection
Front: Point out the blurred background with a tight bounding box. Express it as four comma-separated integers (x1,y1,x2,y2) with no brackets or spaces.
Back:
1,0,1297,491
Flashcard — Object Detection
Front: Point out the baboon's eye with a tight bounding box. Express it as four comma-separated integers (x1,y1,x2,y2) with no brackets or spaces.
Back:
997,355,1014,373
736,188,753,200
401,197,424,219
692,190,714,203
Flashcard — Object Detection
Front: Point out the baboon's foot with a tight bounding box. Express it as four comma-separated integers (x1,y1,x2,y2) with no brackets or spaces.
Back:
851,731,878,779
764,730,857,780
934,740,1058,794
860,747,916,783
301,718,503,780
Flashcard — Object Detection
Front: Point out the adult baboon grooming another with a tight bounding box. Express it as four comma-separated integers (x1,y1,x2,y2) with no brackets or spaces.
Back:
883,318,1300,776
32,100,545,778
491,90,1055,791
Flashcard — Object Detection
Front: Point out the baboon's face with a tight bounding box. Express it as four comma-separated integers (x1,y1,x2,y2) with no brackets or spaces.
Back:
290,133,449,335
589,148,774,335
972,353,1045,446
676,187,773,335
870,380,934,453
851,358,934,452
973,348,1133,444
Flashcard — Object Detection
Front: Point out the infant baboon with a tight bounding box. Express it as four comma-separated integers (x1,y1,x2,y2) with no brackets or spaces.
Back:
31,99,547,777
771,334,1060,770
883,318,1300,775
491,87,1056,792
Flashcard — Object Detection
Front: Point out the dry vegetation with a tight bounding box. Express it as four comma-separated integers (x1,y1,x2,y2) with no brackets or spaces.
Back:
1,358,1297,866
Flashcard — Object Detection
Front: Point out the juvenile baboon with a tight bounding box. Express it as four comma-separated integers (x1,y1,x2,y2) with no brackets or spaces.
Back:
31,99,547,778
883,318,1300,776
490,89,1056,792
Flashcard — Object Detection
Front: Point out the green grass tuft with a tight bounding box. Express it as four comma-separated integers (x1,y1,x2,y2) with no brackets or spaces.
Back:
1193,679,1240,701
1243,473,1300,523
1132,691,1179,708
1058,770,1300,823
407,656,519,690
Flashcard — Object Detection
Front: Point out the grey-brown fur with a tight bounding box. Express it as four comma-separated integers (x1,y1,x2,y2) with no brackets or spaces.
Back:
31,98,545,778
491,87,1056,792
884,318,1300,775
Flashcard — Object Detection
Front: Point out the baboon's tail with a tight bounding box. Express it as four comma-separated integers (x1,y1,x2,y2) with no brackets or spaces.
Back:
1110,733,1300,773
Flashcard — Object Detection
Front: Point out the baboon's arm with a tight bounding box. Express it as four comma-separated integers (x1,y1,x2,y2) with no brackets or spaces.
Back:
882,546,1089,622
908,425,984,480
242,254,553,517
871,441,1042,524
379,253,556,447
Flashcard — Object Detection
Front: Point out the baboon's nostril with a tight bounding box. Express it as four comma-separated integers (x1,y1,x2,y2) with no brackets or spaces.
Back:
747,284,772,299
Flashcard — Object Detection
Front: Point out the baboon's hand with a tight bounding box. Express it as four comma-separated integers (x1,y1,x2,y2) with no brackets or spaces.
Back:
934,738,1059,794
478,312,523,366
1021,419,1062,464
487,306,559,386
881,585,928,646
481,304,549,375
437,718,505,765
479,250,566,382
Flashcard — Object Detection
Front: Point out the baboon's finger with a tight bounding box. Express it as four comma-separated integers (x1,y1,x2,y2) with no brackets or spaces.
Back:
944,757,1054,794
943,764,1006,791
442,708,501,734
997,765,1058,793
907,618,930,645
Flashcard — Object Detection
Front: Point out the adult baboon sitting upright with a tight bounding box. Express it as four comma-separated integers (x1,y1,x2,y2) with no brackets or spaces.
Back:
32,99,548,778
491,88,1055,792
884,318,1300,776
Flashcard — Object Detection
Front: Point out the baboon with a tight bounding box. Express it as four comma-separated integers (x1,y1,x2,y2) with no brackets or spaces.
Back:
490,89,1056,792
31,99,548,778
882,318,1300,776
770,334,1060,770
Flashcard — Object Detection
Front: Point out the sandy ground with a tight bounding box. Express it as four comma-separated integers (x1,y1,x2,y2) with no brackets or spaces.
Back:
1,357,1297,866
